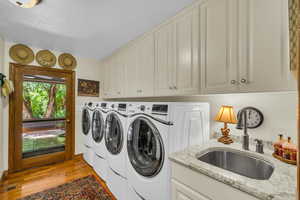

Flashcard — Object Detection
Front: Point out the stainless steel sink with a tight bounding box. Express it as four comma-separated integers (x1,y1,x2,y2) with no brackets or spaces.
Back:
197,148,274,180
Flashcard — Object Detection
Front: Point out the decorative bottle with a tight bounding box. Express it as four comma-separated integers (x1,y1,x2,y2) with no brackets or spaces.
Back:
273,134,285,156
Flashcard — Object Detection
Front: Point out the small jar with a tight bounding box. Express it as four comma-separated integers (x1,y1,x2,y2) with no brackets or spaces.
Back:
282,137,297,161
290,149,297,161
273,134,285,156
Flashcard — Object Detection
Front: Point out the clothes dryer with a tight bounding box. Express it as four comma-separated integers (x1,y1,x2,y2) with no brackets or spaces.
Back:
92,102,109,181
82,102,96,166
126,102,210,200
105,102,129,200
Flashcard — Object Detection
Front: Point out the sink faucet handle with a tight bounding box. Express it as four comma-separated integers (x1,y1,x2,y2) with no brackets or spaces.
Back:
254,139,264,154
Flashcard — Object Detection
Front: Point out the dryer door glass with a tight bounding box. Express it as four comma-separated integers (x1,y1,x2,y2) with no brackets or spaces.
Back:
82,108,90,135
105,113,123,155
92,110,104,143
127,117,164,177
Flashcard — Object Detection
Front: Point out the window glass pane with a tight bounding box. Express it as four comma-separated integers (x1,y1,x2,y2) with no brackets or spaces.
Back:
22,74,67,158
22,120,66,158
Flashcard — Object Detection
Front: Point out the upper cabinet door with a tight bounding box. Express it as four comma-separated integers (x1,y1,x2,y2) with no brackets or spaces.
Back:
200,0,239,94
238,0,296,92
102,59,110,98
124,44,138,97
114,52,125,97
104,57,114,98
173,8,200,95
137,34,155,97
155,22,175,96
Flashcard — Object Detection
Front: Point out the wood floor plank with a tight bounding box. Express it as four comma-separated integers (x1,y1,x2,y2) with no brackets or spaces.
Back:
0,155,116,200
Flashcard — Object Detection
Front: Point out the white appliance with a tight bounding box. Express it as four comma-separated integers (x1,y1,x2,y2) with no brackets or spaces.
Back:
126,102,210,200
82,102,96,166
92,102,109,181
105,102,129,200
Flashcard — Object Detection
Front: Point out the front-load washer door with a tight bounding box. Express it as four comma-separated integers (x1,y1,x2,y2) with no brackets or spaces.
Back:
82,108,91,136
105,113,123,155
127,117,164,178
92,110,104,143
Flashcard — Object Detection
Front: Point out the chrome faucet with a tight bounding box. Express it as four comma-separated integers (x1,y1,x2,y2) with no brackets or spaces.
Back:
236,108,249,150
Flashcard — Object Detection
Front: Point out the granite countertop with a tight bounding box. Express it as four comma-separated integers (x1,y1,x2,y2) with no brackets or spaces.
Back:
169,140,297,200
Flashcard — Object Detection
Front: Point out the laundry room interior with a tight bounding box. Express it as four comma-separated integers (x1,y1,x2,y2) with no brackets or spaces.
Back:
0,0,299,200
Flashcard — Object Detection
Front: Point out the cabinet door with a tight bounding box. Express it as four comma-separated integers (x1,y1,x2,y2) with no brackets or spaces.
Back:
114,53,125,97
124,45,138,97
200,0,239,94
103,58,113,98
155,22,175,96
102,60,108,98
172,179,211,200
238,0,296,92
137,34,155,97
173,8,200,95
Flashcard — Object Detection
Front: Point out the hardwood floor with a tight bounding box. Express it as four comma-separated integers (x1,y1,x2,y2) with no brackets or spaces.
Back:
0,155,116,200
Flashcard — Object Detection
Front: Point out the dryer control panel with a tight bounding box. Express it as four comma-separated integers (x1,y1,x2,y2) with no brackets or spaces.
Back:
118,103,127,111
101,103,107,109
152,104,168,115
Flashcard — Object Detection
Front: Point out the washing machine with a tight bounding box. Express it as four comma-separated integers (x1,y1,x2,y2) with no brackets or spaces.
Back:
91,102,109,181
82,102,96,166
105,102,129,200
126,102,210,200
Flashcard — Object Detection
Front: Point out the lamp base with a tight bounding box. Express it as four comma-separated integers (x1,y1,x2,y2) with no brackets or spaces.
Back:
218,136,233,144
217,124,234,144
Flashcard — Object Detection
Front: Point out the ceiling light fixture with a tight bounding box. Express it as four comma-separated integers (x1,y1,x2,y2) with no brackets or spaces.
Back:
9,0,41,8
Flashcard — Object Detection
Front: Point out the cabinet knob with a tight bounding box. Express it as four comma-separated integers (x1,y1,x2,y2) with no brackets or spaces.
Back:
240,79,247,84
174,86,177,90
169,86,173,90
117,92,121,94
231,80,236,85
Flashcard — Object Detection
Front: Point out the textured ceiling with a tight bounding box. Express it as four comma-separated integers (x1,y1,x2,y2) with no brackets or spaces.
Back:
0,0,194,59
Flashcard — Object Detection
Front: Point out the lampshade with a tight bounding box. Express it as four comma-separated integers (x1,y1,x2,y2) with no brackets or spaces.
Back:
215,106,237,124
9,0,41,8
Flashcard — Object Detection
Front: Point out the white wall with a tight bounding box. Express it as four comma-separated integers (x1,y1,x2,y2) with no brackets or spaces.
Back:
1,41,101,171
109,91,297,143
0,36,4,177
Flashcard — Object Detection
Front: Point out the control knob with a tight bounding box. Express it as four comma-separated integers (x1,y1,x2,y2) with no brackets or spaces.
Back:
140,105,146,111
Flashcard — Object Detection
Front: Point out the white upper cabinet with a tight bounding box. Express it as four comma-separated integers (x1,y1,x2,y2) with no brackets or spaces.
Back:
102,57,112,98
124,44,138,97
113,52,125,97
103,52,125,98
155,22,175,96
173,7,200,95
124,34,155,97
155,7,200,96
200,0,239,94
200,0,296,94
101,0,296,99
136,34,155,96
237,0,296,92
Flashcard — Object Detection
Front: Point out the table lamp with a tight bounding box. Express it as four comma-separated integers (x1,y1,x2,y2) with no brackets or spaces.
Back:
215,105,237,144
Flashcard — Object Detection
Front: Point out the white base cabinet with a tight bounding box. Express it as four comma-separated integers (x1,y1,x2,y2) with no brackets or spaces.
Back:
171,161,259,200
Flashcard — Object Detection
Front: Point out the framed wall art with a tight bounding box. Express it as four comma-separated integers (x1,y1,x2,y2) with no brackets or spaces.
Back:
78,79,100,97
